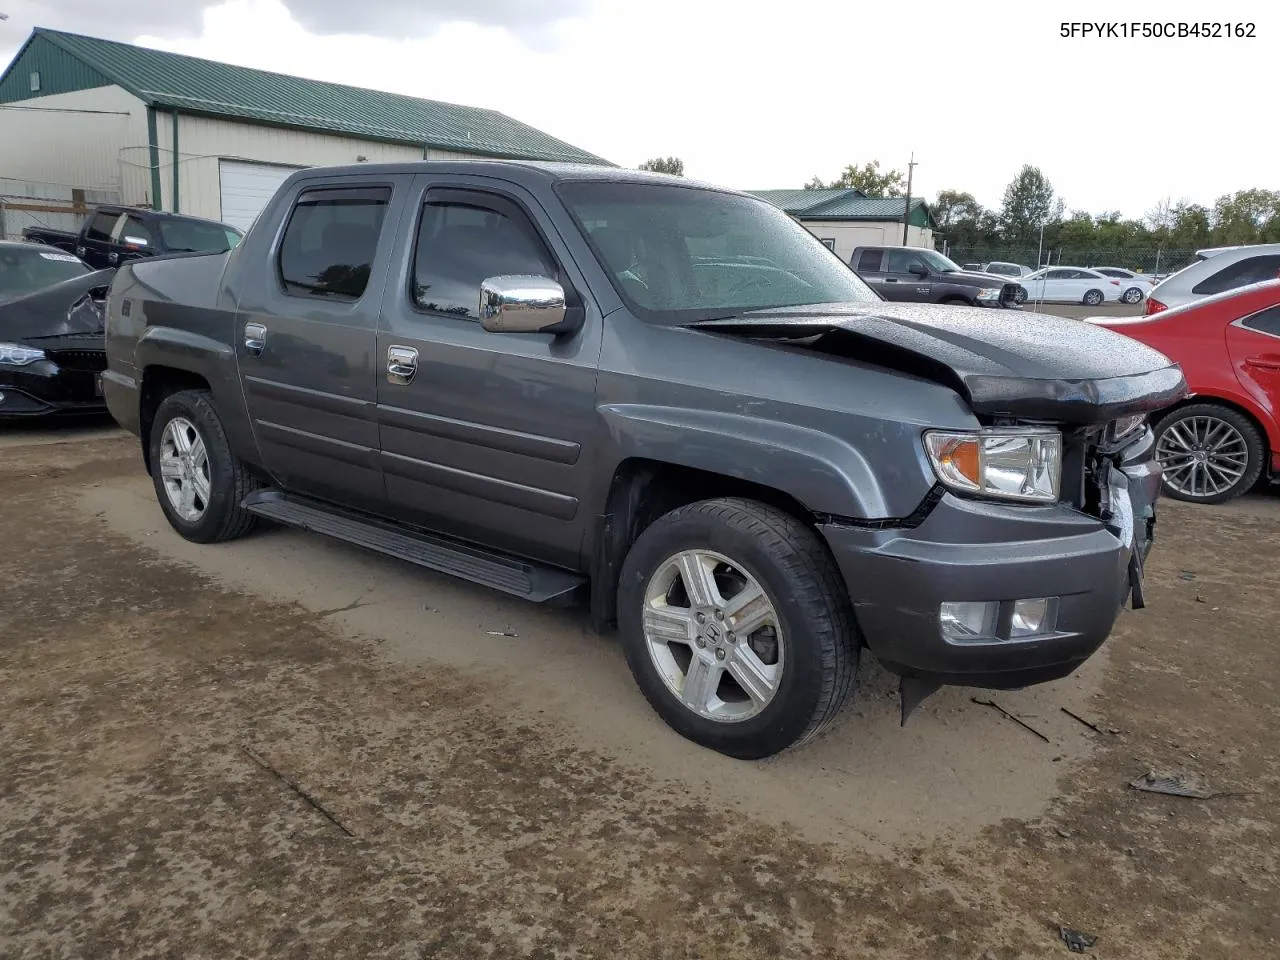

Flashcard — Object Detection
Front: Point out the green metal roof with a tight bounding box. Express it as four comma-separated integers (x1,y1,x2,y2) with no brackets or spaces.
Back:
752,188,936,229
0,28,610,165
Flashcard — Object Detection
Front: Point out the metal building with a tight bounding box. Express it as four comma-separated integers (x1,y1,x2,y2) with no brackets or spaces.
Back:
0,28,610,230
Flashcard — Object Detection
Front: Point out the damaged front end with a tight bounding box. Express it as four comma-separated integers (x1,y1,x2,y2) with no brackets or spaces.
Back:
692,303,1188,725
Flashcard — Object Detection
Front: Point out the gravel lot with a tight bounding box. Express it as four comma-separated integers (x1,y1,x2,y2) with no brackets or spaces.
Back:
2,423,1277,959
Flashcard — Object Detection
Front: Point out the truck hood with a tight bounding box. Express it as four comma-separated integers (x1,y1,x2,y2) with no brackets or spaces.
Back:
934,269,1021,288
692,301,1187,423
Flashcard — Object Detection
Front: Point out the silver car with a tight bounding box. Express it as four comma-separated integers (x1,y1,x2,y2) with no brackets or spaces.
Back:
1148,244,1280,313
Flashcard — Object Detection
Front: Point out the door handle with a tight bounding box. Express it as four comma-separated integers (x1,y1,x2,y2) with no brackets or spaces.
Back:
1245,357,1280,372
387,345,418,384
244,322,267,356
884,277,899,283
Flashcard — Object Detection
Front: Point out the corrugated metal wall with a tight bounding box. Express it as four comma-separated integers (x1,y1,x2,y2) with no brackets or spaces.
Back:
173,113,424,222
0,178,120,241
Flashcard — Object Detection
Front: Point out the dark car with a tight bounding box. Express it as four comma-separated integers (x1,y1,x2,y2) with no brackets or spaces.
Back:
0,241,114,419
104,161,1183,759
852,246,1026,307
24,205,243,272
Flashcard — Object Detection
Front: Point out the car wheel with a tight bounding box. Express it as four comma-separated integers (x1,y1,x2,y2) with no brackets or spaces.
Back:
149,389,258,543
1121,286,1144,304
1013,287,1028,305
1153,404,1266,504
941,296,971,306
617,497,858,759
1083,289,1104,306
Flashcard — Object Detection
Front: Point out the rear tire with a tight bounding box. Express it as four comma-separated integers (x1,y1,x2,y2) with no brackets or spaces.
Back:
149,389,258,543
1083,289,1104,306
1152,403,1266,504
617,497,858,759
1122,286,1144,304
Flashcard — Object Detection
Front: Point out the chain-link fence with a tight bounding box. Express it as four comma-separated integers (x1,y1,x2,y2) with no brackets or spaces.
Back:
942,246,1199,278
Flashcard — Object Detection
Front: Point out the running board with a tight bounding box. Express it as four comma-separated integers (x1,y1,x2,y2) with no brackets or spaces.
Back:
243,490,585,603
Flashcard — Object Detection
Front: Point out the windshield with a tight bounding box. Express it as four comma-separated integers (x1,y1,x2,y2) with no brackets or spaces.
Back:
158,218,243,254
918,250,963,273
0,246,91,301
557,181,880,321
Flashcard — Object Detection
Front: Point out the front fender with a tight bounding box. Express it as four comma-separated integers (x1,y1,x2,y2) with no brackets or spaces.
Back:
598,403,897,519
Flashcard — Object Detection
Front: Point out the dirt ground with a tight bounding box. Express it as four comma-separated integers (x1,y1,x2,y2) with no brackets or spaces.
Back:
2,424,1277,959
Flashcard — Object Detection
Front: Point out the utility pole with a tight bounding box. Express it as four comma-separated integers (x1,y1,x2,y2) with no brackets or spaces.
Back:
901,152,916,246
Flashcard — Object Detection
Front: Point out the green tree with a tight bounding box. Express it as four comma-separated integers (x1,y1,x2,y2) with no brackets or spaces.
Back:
1210,188,1280,245
813,160,905,196
638,156,684,176
931,189,996,248
999,165,1063,244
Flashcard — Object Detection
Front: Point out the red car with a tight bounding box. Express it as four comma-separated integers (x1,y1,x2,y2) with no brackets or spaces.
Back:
1091,279,1280,504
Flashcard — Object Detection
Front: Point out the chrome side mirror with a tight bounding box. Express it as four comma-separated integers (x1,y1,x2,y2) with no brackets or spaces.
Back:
479,275,567,334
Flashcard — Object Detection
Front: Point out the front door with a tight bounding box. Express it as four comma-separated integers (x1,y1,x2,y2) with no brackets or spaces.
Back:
235,174,409,513
881,248,933,301
77,210,123,270
374,177,603,568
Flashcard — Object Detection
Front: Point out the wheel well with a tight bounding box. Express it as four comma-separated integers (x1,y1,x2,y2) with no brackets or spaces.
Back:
587,458,818,631
138,366,210,470
940,295,970,305
1154,395,1272,456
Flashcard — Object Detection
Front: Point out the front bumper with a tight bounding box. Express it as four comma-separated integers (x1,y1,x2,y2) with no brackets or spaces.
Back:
0,359,107,419
821,452,1159,688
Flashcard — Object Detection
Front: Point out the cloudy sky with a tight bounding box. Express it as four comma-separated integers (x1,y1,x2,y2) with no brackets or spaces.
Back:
0,0,1272,217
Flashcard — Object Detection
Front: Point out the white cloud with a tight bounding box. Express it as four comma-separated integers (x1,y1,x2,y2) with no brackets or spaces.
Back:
1,0,1274,217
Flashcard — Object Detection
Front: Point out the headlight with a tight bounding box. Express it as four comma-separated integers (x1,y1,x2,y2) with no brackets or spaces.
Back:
0,342,47,366
1112,414,1145,440
974,287,1003,301
924,428,1062,503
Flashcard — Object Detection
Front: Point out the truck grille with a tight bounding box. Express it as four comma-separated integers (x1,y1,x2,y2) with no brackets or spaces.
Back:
45,348,107,373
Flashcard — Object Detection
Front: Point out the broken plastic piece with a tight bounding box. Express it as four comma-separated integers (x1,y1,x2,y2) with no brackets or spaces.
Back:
1059,927,1097,952
899,676,941,725
1129,771,1217,799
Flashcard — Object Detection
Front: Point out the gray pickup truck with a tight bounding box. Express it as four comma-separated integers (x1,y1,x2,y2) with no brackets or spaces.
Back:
102,161,1186,759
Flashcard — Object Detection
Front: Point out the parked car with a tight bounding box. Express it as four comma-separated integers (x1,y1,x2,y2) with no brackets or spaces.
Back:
103,161,1185,759
23,205,243,271
851,246,1024,307
1021,267,1123,305
981,261,1036,278
1145,244,1280,315
1089,279,1280,504
1090,266,1154,305
0,241,114,419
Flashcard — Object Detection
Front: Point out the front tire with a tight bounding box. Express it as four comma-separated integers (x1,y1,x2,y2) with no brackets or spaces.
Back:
617,498,858,759
1083,288,1104,306
1153,403,1266,504
149,389,258,543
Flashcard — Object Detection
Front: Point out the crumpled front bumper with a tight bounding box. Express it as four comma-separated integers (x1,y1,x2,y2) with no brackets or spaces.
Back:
821,438,1160,689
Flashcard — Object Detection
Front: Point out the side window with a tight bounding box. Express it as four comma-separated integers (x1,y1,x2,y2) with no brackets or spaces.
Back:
1047,269,1073,280
885,249,926,273
120,215,155,248
856,250,882,272
278,185,390,300
412,191,558,320
85,212,121,243
1241,305,1280,338
1193,255,1280,295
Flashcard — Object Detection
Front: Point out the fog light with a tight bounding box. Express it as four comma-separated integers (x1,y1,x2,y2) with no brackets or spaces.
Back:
1011,598,1058,638
940,601,998,642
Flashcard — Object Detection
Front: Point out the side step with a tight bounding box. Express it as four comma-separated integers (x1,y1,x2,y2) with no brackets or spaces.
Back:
243,490,585,603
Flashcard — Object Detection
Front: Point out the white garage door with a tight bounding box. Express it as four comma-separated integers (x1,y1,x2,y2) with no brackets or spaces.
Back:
218,160,301,231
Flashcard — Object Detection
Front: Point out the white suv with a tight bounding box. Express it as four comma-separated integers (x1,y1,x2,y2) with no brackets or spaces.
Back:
1147,244,1280,314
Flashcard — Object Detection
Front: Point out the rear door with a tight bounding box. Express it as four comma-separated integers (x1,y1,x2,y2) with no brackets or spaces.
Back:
373,176,603,568
77,211,124,269
235,174,410,513
881,248,932,301
1226,303,1280,427
851,248,887,293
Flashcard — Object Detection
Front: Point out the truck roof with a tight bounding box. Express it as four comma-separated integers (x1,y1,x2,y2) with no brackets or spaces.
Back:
274,159,743,195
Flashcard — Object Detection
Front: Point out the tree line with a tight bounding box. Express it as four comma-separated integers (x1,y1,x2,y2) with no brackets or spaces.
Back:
810,161,1280,268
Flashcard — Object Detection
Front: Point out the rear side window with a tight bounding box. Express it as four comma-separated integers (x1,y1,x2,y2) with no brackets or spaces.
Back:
85,212,121,243
1241,305,1280,337
412,190,558,320
278,186,390,300
1192,255,1280,296
855,250,882,272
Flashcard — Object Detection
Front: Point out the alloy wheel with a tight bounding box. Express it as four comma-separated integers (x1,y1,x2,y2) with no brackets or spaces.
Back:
1156,415,1250,499
158,416,212,522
